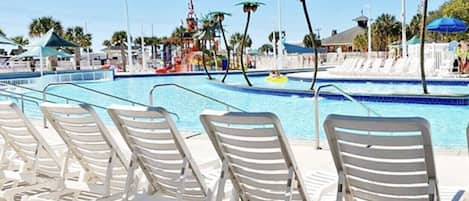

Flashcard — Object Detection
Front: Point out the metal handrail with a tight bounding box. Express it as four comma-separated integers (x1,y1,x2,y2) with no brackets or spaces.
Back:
0,91,41,113
42,82,180,121
149,83,247,112
314,84,381,149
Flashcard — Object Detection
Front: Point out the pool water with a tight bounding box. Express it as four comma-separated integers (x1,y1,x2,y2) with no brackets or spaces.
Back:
227,75,469,94
21,74,469,149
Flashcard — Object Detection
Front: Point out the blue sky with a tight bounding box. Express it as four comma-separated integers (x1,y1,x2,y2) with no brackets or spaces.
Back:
0,0,446,51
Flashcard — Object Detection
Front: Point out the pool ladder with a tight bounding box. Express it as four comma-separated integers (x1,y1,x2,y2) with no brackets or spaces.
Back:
314,84,381,149
148,83,247,112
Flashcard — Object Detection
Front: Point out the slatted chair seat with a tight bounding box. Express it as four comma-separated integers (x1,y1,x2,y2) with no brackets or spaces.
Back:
108,105,225,201
324,114,466,201
0,101,65,201
34,103,132,201
200,110,337,201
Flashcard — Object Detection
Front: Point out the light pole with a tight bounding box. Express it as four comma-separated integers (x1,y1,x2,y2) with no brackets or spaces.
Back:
124,0,133,72
367,1,372,60
276,0,283,70
141,24,146,70
401,0,407,58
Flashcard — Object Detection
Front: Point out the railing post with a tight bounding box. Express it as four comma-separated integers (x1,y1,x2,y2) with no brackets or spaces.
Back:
42,91,47,128
314,88,321,150
20,94,24,113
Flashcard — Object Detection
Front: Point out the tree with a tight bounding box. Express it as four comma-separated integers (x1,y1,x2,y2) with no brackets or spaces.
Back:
258,44,273,55
235,1,264,87
64,26,92,69
352,34,368,52
147,37,161,61
29,16,63,37
303,33,321,48
10,36,29,46
230,32,252,69
111,31,129,72
209,11,232,83
409,13,422,38
420,0,429,94
195,14,217,80
268,31,285,55
372,14,401,51
102,40,112,48
298,0,320,91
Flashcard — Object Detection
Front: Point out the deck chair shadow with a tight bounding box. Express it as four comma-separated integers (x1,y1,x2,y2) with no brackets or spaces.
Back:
107,105,226,201
200,110,336,201
0,101,64,201
324,114,466,201
36,103,133,201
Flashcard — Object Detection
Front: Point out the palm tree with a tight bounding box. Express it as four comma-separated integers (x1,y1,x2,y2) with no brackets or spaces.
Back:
373,14,401,51
420,0,429,94
64,26,92,69
229,33,242,69
147,36,161,61
29,16,63,37
102,40,112,48
10,36,29,46
195,14,217,80
268,31,285,55
102,40,112,59
111,31,129,72
298,0,320,90
258,44,273,55
10,36,29,54
303,33,321,48
409,14,422,38
209,11,232,83
236,1,264,87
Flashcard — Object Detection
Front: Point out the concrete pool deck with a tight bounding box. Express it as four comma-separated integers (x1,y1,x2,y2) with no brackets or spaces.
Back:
30,119,469,199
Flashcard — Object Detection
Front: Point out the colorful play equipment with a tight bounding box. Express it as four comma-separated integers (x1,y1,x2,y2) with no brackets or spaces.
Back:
265,75,288,84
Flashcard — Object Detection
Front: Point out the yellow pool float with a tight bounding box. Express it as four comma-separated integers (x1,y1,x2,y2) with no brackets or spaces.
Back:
265,75,288,83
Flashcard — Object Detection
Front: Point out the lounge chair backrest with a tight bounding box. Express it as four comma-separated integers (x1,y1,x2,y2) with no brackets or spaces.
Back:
324,114,439,201
0,101,61,178
107,105,208,200
200,110,310,201
371,59,382,69
40,103,128,194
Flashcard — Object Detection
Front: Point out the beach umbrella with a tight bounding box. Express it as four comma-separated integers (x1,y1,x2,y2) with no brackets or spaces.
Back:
29,29,79,76
14,46,71,72
427,17,468,33
15,46,72,58
33,29,79,48
0,35,17,45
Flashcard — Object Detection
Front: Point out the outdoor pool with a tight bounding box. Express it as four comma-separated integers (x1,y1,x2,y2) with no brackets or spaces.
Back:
16,73,469,149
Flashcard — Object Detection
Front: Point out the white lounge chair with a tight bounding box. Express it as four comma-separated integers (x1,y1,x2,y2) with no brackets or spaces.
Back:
324,114,466,201
380,58,395,76
107,105,223,201
0,101,63,201
200,110,336,201
37,103,132,201
365,59,383,76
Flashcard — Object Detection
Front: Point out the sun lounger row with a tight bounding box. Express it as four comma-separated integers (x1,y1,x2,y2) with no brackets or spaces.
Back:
0,101,466,200
330,57,440,77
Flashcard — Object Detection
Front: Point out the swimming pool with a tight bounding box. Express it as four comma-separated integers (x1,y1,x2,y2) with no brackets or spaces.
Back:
16,73,469,149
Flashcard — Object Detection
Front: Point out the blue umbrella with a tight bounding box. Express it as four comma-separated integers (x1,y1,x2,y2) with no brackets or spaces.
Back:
427,17,468,33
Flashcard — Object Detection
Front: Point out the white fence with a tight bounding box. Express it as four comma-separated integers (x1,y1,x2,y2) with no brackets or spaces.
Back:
0,70,114,90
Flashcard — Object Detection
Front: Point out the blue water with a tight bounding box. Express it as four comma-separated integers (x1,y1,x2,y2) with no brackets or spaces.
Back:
22,74,469,149
227,75,469,94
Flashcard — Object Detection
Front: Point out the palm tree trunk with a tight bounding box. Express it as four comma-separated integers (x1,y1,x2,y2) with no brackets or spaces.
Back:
419,0,429,94
301,0,319,91
202,40,213,80
220,21,231,83
240,11,253,87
